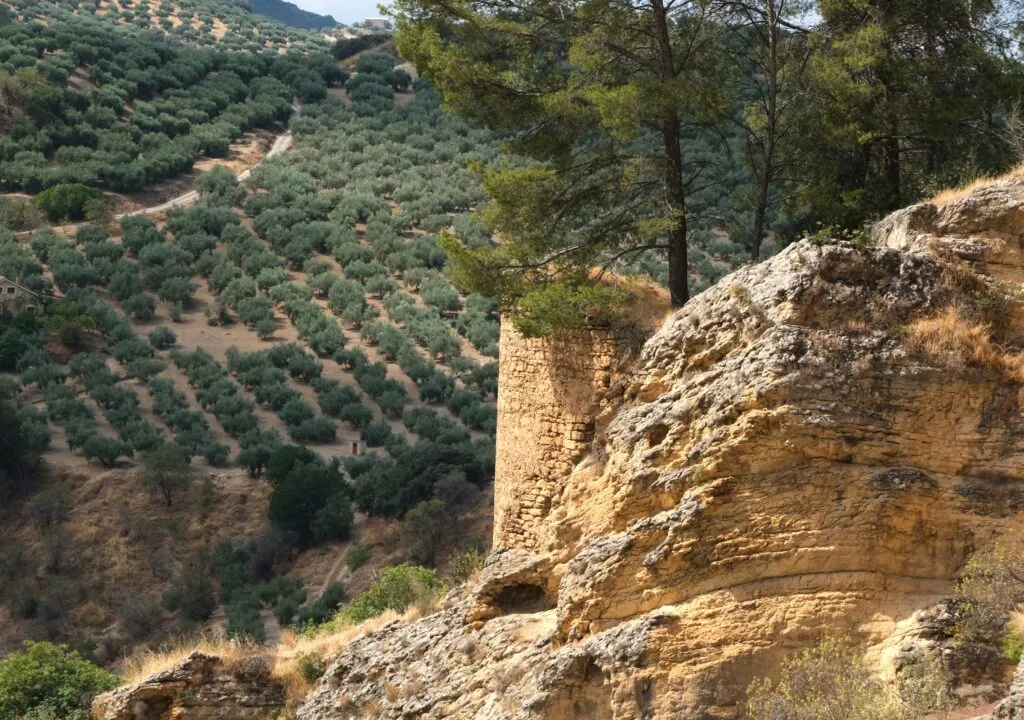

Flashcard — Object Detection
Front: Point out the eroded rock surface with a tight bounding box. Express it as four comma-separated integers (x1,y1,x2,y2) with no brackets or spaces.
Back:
94,652,284,720
299,181,1024,719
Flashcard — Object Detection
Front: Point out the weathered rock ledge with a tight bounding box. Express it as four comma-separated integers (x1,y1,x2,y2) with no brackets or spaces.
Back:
296,179,1024,719
93,652,284,720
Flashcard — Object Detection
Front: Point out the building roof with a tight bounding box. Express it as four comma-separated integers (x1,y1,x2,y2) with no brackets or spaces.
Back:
0,276,43,298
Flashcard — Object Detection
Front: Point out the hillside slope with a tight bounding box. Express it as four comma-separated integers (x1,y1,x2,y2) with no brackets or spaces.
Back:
288,179,1024,718
239,0,336,29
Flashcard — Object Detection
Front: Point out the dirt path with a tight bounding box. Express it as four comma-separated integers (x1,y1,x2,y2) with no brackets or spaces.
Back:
15,101,304,238
315,542,352,599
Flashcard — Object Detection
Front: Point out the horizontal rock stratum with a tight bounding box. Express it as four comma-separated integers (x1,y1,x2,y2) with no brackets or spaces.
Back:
298,180,1024,719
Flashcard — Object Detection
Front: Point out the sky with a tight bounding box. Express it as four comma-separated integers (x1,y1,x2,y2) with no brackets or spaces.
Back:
291,0,390,24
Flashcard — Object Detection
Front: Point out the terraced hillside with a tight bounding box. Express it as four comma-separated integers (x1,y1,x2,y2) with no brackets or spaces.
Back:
0,53,499,652
2,0,334,50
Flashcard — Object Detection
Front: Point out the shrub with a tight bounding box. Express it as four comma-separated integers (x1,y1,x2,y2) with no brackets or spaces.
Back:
162,571,216,622
447,546,486,585
745,636,952,720
140,442,192,507
148,326,177,349
295,582,346,627
345,545,372,572
225,588,266,642
956,536,1024,645
118,596,163,640
266,446,344,547
34,184,102,222
401,499,450,566
0,642,117,720
336,564,444,625
297,652,326,683
312,492,354,544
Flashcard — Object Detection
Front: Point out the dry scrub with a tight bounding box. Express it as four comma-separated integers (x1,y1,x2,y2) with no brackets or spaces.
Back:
928,163,1024,206
119,607,424,710
906,307,1024,380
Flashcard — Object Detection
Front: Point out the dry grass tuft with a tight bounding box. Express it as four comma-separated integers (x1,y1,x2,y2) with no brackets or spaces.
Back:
120,633,259,685
906,306,1024,380
272,607,421,709
928,163,1024,206
118,605,426,711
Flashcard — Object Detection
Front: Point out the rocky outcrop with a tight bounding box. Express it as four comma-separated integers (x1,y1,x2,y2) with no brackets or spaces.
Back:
94,652,284,720
990,658,1024,718
299,180,1024,719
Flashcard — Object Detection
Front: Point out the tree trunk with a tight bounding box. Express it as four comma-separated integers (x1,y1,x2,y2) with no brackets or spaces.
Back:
883,126,901,210
652,0,689,306
750,0,780,263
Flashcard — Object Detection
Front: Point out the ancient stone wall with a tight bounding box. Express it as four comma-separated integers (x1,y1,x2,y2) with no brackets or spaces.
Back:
494,323,628,552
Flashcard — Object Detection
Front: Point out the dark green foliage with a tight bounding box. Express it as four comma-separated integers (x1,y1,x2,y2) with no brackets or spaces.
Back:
312,492,354,544
345,545,372,572
225,587,266,642
295,582,345,627
81,435,132,467
162,560,216,623
34,184,101,222
350,441,485,518
0,642,117,720
148,326,177,349
0,393,43,501
266,446,346,547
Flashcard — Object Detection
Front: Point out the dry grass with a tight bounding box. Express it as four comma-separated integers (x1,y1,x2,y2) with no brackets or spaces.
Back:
591,270,673,334
928,162,1024,206
272,607,422,708
121,632,258,685
117,607,425,711
906,306,1024,380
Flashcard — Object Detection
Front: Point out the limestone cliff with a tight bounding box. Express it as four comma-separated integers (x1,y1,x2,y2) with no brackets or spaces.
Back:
103,179,1024,719
295,178,1024,719
94,652,285,720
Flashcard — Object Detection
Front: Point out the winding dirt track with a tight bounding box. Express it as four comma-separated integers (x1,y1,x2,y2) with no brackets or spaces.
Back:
115,115,297,220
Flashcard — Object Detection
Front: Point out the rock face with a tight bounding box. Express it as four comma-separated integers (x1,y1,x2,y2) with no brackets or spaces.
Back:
990,657,1024,718
299,179,1024,719
94,652,285,720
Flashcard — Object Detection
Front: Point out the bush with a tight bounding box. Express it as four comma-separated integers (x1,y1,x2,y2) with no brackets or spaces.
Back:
312,492,354,544
119,596,163,640
447,546,486,586
34,184,102,222
148,326,177,349
225,588,266,642
266,446,344,547
297,652,326,683
745,637,952,720
0,642,117,720
336,564,444,626
81,435,131,467
162,571,216,623
345,545,372,572
956,536,1024,645
140,442,192,507
295,582,346,627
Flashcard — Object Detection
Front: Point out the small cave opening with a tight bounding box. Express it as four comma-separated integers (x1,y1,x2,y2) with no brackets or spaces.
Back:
645,424,669,447
491,582,554,615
